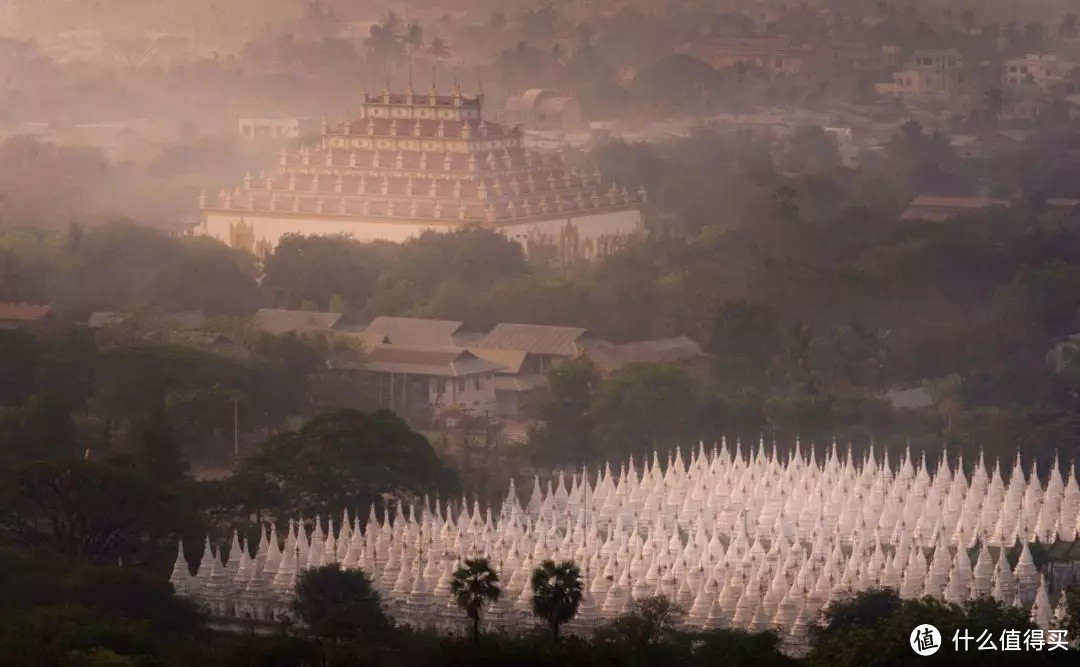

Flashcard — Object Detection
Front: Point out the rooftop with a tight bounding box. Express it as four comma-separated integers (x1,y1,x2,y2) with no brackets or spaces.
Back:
478,323,587,357
0,302,51,322
469,347,528,375
364,345,504,377
252,309,344,335
581,336,704,374
364,317,463,347
901,196,1012,221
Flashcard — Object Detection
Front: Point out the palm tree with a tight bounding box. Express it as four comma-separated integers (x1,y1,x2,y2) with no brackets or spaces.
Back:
405,20,423,55
530,559,582,642
450,558,501,648
1061,13,1079,40
427,37,451,60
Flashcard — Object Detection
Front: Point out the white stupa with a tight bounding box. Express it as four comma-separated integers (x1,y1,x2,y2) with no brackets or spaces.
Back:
173,442,1070,644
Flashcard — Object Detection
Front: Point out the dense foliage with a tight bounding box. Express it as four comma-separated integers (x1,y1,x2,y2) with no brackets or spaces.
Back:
232,408,458,522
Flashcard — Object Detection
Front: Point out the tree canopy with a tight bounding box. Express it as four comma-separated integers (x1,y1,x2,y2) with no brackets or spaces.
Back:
0,458,181,565
234,409,458,520
450,558,502,647
530,560,582,642
293,564,388,643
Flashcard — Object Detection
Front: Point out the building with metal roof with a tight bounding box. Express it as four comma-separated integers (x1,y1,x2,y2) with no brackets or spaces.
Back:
0,302,51,329
363,345,503,417
477,323,586,357
580,336,703,375
364,316,463,347
252,309,345,335
469,347,541,416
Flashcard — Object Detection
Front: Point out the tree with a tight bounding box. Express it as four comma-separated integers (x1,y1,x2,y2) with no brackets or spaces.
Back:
685,628,795,667
808,594,1042,667
633,54,719,115
1064,587,1080,637
50,223,259,318
261,234,392,313
590,363,699,460
1061,14,1079,40
0,328,41,406
961,10,976,33
785,126,840,173
293,564,387,659
427,37,451,59
530,559,582,642
0,459,179,565
450,558,501,647
143,237,260,316
532,358,599,464
0,136,112,230
404,20,423,54
365,16,406,71
704,299,781,376
134,406,187,486
234,409,457,519
373,228,529,314
599,595,684,651
0,393,78,465
520,4,557,40
814,588,901,639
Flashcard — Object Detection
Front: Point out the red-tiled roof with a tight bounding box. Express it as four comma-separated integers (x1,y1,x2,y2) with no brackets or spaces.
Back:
907,196,1010,209
0,302,51,321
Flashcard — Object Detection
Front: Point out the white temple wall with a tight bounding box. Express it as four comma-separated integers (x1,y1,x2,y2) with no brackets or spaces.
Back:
497,209,643,246
201,211,449,247
200,208,643,252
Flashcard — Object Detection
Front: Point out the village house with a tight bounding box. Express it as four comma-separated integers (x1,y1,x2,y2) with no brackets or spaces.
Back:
1003,54,1077,92
471,323,588,416
363,316,464,347
579,336,704,376
251,308,352,335
502,89,586,133
0,302,51,330
360,345,502,418
878,49,965,104
900,195,1011,222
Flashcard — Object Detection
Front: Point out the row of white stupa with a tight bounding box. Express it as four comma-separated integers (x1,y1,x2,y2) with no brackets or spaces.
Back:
172,441,1076,642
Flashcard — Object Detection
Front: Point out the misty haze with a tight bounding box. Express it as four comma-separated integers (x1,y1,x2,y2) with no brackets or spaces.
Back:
1,0,1080,664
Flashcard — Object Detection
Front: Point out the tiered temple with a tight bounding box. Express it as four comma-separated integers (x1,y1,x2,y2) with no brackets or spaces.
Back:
199,84,643,261
174,442,1075,652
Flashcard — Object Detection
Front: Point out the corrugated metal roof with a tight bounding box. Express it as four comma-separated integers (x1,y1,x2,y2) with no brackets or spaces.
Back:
253,309,343,334
365,317,463,347
883,386,934,409
478,323,587,356
581,336,702,373
87,312,132,328
470,348,528,374
365,345,504,377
